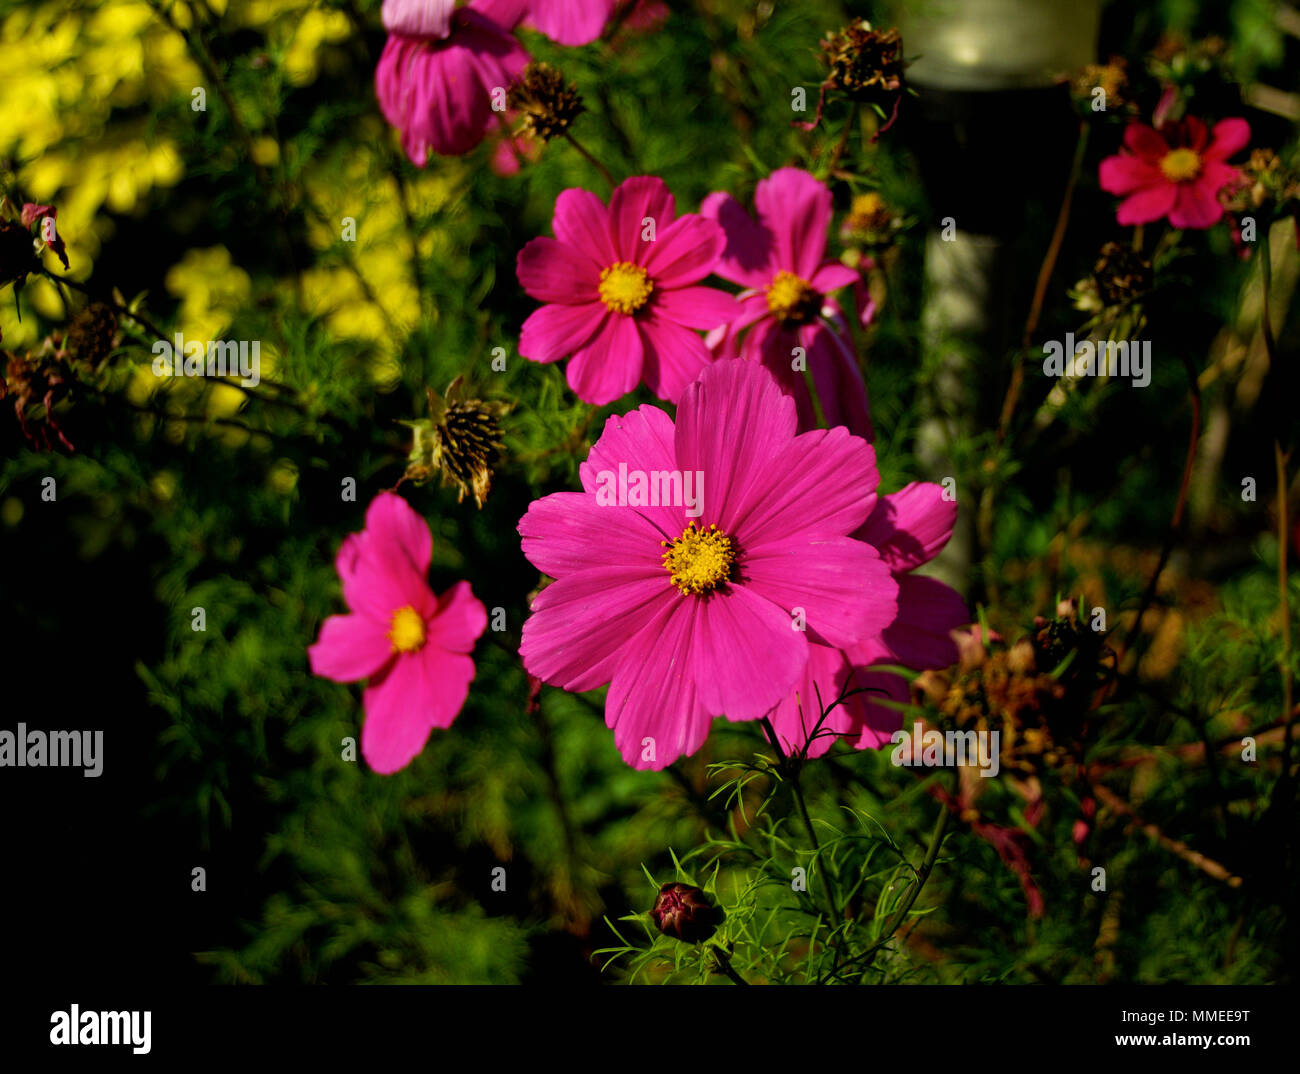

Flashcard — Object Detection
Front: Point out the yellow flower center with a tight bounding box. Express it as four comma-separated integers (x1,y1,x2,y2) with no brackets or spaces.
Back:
661,522,736,595
598,261,654,314
1159,148,1201,183
765,270,821,324
388,605,426,654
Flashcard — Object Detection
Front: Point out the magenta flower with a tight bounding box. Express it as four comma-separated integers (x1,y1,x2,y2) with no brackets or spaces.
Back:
1099,115,1250,230
701,167,874,438
517,360,899,770
375,0,530,163
768,481,969,758
524,0,615,44
517,176,738,405
308,492,488,774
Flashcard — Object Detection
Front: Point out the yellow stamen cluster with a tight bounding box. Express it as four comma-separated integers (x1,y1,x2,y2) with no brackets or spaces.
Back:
598,261,654,314
661,522,736,595
765,270,821,324
388,605,427,654
1159,147,1201,183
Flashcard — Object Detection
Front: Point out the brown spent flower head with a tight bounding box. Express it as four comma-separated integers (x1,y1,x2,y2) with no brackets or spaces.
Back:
651,882,722,944
507,62,585,143
914,605,1114,778
1092,241,1152,308
1,347,76,452
821,20,905,104
403,378,506,508
65,303,120,368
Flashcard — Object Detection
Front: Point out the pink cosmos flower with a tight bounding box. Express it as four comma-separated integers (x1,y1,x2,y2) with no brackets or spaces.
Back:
1099,115,1250,229
375,0,530,163
517,359,899,770
308,492,488,774
517,175,738,405
768,481,969,758
702,167,874,439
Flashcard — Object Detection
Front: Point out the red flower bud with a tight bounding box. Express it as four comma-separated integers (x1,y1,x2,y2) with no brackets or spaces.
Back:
651,882,721,944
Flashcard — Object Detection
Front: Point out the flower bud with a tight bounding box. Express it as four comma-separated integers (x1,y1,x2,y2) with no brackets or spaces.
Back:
651,882,721,944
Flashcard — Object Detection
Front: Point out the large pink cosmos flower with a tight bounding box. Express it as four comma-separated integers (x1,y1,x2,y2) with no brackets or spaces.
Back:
517,176,738,405
768,482,969,758
308,492,488,774
375,0,530,163
1099,116,1250,230
702,167,874,439
517,360,899,770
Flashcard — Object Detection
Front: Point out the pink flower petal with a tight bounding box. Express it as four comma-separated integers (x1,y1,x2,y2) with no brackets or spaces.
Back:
803,322,873,439
754,167,831,280
652,285,740,331
565,313,645,404
856,481,957,571
1123,122,1169,162
700,190,777,289
517,236,601,303
1099,154,1162,196
674,359,797,529
604,597,713,769
521,567,671,692
766,642,857,758
855,575,968,669
519,301,607,361
1205,117,1250,161
473,0,529,29
1116,182,1178,226
638,313,715,403
309,614,394,683
338,494,437,622
429,580,488,653
848,669,910,750
578,404,686,537
724,423,880,547
382,0,455,37
741,535,897,649
1168,179,1224,229
642,214,724,287
519,491,670,577
690,582,810,721
608,176,675,263
809,263,858,293
524,0,612,44
361,645,475,774
552,187,618,266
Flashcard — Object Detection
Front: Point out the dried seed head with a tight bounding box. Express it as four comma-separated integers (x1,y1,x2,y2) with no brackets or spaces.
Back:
507,63,585,143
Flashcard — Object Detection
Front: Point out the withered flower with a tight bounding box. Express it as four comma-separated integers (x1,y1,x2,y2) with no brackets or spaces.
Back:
402,377,506,508
798,21,906,138
507,63,585,143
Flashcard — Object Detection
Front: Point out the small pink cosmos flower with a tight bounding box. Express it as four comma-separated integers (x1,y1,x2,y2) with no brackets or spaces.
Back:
1099,115,1250,230
517,176,738,405
518,359,899,770
375,0,530,163
701,167,874,439
308,492,487,774
768,481,969,758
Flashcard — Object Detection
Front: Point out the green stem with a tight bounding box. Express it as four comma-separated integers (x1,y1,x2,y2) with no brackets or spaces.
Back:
562,131,617,190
